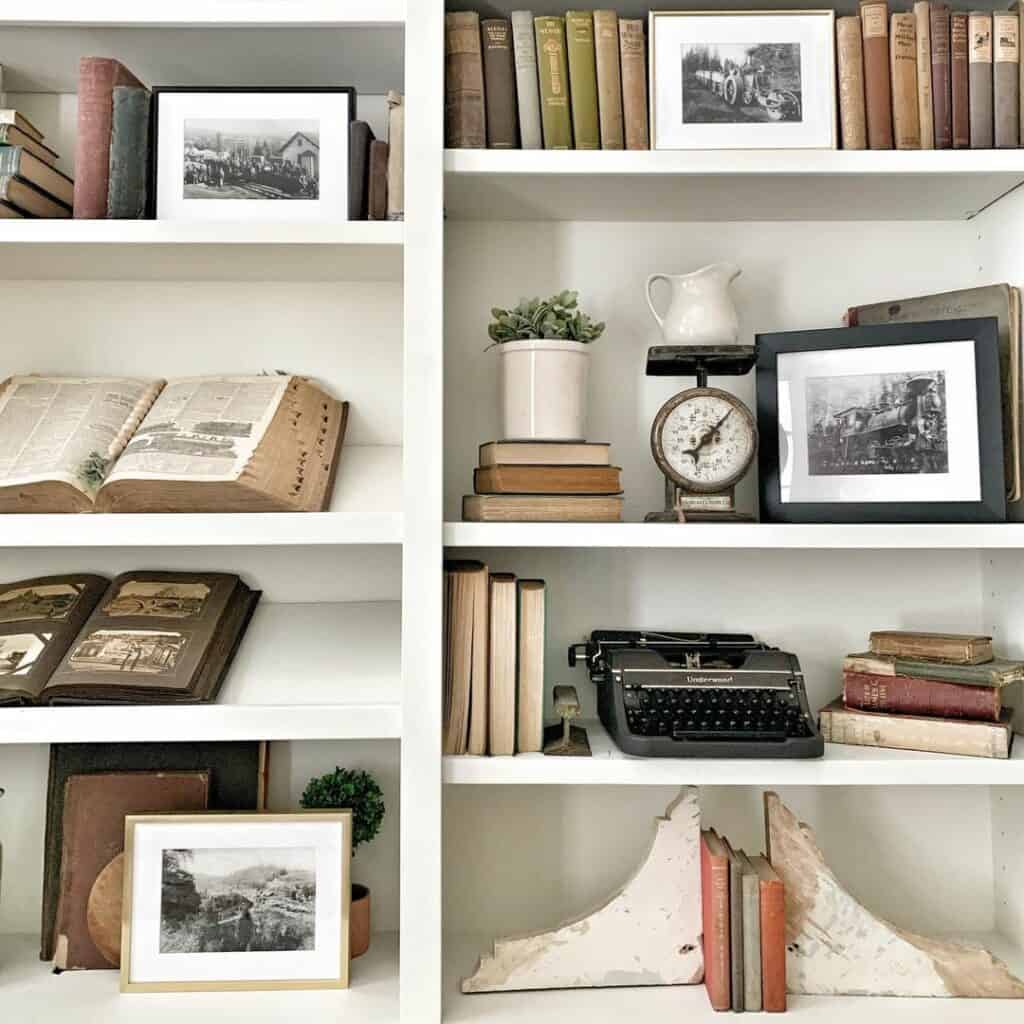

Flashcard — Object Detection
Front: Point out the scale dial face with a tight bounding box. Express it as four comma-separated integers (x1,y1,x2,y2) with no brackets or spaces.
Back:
651,386,758,494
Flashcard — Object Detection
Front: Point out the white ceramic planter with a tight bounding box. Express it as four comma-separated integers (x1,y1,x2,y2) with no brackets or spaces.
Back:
498,339,591,441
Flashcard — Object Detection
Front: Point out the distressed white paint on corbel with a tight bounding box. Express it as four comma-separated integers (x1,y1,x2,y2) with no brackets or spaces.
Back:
461,787,704,993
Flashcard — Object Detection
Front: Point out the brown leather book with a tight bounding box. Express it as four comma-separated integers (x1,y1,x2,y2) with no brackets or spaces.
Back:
869,629,993,663
891,13,922,147
462,494,622,522
994,12,1021,147
752,856,786,1013
860,0,895,148
445,11,486,148
53,772,210,969
473,464,622,494
837,16,868,148
700,830,731,1011
951,12,970,146
594,10,624,149
367,139,389,219
844,670,1001,720
969,12,995,147
619,18,649,150
481,18,519,149
931,4,953,146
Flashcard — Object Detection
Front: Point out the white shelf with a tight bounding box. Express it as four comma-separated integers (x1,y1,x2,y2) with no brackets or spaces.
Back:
0,931,399,1022
444,149,1024,222
0,601,401,744
1,445,402,548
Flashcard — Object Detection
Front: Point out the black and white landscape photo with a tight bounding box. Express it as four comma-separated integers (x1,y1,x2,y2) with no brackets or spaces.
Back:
160,847,317,954
183,118,320,200
682,42,802,123
805,370,948,476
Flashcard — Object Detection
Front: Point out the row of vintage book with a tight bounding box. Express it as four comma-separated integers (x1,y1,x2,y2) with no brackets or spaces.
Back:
446,9,650,151
0,106,74,218
840,1,1024,150
820,629,1023,759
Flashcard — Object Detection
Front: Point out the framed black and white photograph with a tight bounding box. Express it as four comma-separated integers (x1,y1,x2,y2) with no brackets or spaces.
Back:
151,88,354,221
650,11,836,149
756,319,1006,523
121,812,351,992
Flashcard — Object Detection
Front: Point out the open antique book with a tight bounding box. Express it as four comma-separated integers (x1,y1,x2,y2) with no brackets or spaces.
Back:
0,375,348,512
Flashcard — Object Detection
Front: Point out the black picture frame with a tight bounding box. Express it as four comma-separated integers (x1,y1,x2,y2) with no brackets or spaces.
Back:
147,86,357,219
756,318,1006,524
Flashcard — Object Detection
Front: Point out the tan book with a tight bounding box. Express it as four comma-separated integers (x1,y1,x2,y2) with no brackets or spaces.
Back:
914,2,936,148
891,13,922,147
462,494,623,522
488,573,517,756
969,12,995,148
443,561,489,755
869,630,993,663
860,0,895,148
819,699,1013,758
931,3,953,147
951,11,970,147
0,199,24,218
619,18,649,150
516,579,545,754
0,123,60,165
0,174,69,217
837,16,868,149
474,464,622,495
0,108,44,141
478,440,611,467
593,10,624,149
0,144,72,206
994,12,1020,147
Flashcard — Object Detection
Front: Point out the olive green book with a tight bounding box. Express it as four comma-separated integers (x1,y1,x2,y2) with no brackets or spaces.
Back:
534,16,572,149
565,10,600,149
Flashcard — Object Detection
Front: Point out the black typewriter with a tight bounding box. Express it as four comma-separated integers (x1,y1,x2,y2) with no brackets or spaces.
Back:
568,630,824,759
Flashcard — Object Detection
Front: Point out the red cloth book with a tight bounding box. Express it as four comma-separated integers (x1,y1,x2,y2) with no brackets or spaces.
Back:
752,855,787,1012
843,670,1000,721
700,829,731,1011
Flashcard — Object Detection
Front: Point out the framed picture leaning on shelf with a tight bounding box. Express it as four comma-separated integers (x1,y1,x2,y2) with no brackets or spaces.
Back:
150,87,354,221
649,10,837,149
756,319,1006,523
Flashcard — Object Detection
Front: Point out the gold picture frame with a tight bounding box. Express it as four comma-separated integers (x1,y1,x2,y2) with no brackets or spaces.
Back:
121,811,351,993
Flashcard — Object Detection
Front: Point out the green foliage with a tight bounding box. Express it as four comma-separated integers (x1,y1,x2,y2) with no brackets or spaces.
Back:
487,290,605,346
299,767,385,853
78,450,110,491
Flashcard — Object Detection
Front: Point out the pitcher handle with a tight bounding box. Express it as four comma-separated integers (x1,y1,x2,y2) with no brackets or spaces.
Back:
646,274,670,330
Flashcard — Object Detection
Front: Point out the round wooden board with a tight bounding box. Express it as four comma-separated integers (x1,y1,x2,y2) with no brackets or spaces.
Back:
86,852,124,966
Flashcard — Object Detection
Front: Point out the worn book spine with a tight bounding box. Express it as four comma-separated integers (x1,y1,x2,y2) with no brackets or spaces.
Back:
511,11,543,149
891,13,922,147
700,832,731,1012
951,12,970,146
843,670,1001,720
758,869,787,1012
348,120,374,220
565,11,600,149
931,4,953,147
482,19,519,149
914,2,936,147
593,11,624,149
1020,2,1024,143
741,866,762,1012
994,12,1021,147
727,847,744,1011
861,1,895,148
445,12,486,148
473,464,623,494
844,651,1024,686
367,140,389,221
969,12,995,147
107,84,149,218
837,17,868,149
869,629,992,663
619,18,649,150
386,91,404,220
534,17,573,149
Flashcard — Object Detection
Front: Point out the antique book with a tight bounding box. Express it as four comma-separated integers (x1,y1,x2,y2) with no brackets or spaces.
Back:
994,12,1021,147
700,829,732,1012
723,837,745,1011
53,771,210,969
348,119,375,220
931,4,953,147
0,145,72,206
860,0,895,148
844,650,1024,686
869,629,993,663
386,91,405,220
463,494,623,522
914,1,936,148
511,11,543,149
488,573,517,756
0,199,26,218
0,124,60,165
74,58,149,219
0,107,43,140
565,11,600,150
534,16,573,149
367,139,389,220
951,12,970,147
445,11,486,148
891,13,922,147
751,855,786,1013
969,12,995,148
738,851,762,1013
844,669,1001,720
836,16,868,149
516,579,545,754
0,173,69,217
1020,2,1024,142
0,375,347,513
443,561,489,756
819,699,1014,758
482,19,519,149
41,740,267,960
594,10,624,150
478,440,611,466
619,19,649,150
474,465,622,494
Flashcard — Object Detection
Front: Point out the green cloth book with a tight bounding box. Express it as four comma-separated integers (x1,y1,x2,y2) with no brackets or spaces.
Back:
565,10,600,149
534,16,573,149
843,651,1024,688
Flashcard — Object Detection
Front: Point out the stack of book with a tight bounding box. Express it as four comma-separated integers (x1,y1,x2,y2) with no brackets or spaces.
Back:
838,1,1023,150
820,630,1023,759
701,829,786,1013
446,9,649,151
462,441,623,522
443,562,545,756
0,108,72,218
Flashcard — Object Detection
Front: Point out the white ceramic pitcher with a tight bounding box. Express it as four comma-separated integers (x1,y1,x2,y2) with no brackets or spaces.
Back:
645,263,742,346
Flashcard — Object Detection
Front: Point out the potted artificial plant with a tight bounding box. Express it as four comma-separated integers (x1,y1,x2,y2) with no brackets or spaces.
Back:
488,290,605,441
300,767,385,959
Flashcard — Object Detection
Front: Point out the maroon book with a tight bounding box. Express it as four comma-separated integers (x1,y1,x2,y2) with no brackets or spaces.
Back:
843,670,1001,721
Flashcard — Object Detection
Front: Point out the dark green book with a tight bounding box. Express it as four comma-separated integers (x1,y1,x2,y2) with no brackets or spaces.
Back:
565,10,600,149
534,16,573,149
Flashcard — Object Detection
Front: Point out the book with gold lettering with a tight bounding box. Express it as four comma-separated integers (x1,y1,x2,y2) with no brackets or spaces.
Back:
535,16,573,149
